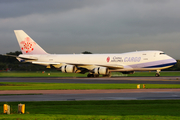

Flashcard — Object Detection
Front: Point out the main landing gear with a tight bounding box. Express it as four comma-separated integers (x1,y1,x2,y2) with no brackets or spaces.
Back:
87,73,111,78
155,70,161,77
87,73,99,77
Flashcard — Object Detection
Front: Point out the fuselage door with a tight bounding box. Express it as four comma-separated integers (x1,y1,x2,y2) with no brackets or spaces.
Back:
154,53,156,57
49,59,53,62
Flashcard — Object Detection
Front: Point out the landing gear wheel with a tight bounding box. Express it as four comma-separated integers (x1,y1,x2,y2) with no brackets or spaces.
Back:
94,75,99,77
87,74,93,77
103,74,111,78
155,73,160,77
87,74,99,77
155,70,161,77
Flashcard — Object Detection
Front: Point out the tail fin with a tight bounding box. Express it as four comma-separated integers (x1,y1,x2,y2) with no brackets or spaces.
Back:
14,30,48,54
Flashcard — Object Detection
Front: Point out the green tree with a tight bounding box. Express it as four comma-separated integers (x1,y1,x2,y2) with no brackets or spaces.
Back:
82,51,92,54
0,51,46,71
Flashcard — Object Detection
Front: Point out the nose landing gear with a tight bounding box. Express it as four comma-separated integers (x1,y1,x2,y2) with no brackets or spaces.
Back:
155,70,161,77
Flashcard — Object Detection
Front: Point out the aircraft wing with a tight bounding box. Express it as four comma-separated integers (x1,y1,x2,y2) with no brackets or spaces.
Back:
32,61,60,65
65,63,124,69
97,64,124,69
4,55,124,70
31,61,124,70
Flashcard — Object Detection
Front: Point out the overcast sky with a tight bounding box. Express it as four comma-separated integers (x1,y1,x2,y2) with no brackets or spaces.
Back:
0,0,180,59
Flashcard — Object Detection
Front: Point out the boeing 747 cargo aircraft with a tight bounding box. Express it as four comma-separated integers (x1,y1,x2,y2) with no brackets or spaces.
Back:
11,30,176,77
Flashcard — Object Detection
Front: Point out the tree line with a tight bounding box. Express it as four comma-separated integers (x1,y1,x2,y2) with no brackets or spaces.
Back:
0,51,179,71
0,51,46,71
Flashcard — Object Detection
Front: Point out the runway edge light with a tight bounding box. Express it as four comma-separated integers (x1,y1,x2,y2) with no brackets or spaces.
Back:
3,104,10,114
137,84,140,89
18,103,25,114
143,84,146,89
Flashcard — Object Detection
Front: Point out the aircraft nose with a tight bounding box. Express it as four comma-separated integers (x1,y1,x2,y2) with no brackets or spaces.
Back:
170,57,177,65
173,58,177,64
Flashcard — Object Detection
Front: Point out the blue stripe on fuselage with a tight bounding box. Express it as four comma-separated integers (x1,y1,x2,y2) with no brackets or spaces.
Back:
143,62,176,68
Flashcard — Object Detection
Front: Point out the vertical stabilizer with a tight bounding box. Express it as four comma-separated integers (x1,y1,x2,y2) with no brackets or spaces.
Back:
14,30,48,54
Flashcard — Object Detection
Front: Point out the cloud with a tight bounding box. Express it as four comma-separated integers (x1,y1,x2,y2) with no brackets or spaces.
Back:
0,0,108,18
0,0,180,59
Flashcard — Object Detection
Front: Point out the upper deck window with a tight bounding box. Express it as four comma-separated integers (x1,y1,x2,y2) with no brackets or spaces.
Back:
160,53,166,55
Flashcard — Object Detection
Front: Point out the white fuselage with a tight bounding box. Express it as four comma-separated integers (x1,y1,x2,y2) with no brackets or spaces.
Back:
19,50,176,72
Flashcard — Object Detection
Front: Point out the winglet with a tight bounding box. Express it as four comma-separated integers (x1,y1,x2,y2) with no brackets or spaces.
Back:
14,30,48,54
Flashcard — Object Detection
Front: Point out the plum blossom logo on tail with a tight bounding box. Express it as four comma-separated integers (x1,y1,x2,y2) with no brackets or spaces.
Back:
107,56,110,62
20,37,36,53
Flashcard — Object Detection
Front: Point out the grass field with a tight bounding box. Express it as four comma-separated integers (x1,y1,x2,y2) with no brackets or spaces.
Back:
1,82,180,90
0,71,180,119
0,71,180,77
1,100,180,120
0,71,86,77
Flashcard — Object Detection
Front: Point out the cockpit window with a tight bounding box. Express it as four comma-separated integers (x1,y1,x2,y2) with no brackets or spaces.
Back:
160,53,166,55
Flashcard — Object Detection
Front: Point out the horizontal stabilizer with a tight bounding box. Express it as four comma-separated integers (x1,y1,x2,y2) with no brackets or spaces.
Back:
4,54,38,60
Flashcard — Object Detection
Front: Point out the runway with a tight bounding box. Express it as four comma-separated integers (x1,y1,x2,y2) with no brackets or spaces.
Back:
0,77,180,101
1,76,180,84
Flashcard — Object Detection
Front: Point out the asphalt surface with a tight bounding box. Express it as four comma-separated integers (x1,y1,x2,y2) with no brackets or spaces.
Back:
1,91,180,101
0,77,180,101
1,76,180,84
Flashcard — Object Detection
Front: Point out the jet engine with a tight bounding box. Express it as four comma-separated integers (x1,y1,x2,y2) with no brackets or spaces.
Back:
61,65,77,73
93,67,109,75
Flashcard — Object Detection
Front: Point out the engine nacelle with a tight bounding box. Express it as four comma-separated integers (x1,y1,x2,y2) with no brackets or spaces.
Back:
61,65,77,73
93,67,109,75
